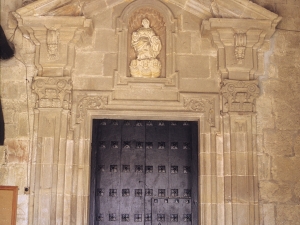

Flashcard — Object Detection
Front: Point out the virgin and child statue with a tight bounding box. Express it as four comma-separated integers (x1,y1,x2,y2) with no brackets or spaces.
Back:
130,18,162,78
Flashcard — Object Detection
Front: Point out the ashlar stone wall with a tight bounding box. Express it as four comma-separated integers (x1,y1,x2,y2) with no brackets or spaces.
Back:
252,1,300,224
0,0,299,225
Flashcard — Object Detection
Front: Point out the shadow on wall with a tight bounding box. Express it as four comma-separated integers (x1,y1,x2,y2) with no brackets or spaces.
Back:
0,25,15,145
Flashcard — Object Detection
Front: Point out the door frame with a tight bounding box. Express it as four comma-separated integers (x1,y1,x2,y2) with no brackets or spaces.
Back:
78,109,216,225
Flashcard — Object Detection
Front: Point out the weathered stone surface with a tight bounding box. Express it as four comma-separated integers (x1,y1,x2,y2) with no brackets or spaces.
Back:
260,181,292,203
5,139,29,163
74,51,104,75
262,204,276,225
271,156,300,183
176,32,192,53
256,97,274,133
276,205,300,225
176,55,210,78
264,130,296,156
94,29,118,52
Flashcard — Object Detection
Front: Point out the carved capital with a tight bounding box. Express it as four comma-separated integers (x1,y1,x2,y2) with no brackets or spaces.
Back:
76,96,109,122
32,77,72,109
221,80,259,112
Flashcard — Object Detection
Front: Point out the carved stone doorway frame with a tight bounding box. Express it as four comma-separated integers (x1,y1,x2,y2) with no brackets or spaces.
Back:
81,108,217,225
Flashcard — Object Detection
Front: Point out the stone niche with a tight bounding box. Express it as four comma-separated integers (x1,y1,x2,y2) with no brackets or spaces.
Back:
115,0,178,87
11,0,281,224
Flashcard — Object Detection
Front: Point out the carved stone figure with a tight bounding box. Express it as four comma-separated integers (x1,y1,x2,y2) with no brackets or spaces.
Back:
130,18,162,78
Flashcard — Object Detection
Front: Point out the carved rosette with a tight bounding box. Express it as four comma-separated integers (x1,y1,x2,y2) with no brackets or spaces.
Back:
76,96,109,122
221,80,260,112
32,77,72,109
184,98,215,126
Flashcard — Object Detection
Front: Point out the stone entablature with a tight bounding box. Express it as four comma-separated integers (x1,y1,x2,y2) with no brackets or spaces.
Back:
12,13,92,76
202,18,280,81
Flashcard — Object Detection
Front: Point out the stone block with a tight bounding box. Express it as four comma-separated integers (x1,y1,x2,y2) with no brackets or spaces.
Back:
1,81,26,99
293,180,300,203
176,55,210,78
176,32,192,54
16,195,29,225
7,164,27,191
0,167,9,184
295,134,300,157
18,113,29,137
264,130,296,156
74,51,104,75
0,58,26,81
5,139,29,163
259,181,292,203
180,12,202,31
276,205,300,225
275,4,300,18
3,109,15,124
5,124,18,138
91,9,114,29
94,29,118,52
273,99,300,130
271,156,300,182
256,97,274,133
262,204,276,225
72,76,113,90
258,154,271,180
103,53,117,77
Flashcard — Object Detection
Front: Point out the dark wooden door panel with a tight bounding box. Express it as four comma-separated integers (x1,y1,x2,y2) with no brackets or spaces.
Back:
90,120,198,225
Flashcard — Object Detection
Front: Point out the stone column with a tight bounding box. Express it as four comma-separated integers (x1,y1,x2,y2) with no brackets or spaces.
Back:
202,18,279,225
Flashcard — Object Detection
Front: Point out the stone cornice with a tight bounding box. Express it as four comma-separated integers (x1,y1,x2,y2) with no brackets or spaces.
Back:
15,0,281,21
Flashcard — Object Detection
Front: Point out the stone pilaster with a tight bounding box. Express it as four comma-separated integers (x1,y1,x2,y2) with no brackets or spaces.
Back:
202,17,279,225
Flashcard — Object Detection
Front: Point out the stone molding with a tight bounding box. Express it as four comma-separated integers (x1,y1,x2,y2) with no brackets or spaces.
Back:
32,77,72,109
221,79,259,112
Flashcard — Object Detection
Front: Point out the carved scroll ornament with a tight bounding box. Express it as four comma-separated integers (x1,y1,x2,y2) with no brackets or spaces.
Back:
130,18,162,78
221,80,259,112
32,77,72,109
76,96,108,122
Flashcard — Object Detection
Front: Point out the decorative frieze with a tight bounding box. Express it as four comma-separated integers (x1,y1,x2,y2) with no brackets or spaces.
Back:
76,96,108,122
32,77,72,109
221,80,260,112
